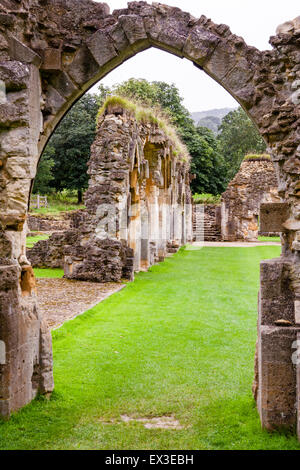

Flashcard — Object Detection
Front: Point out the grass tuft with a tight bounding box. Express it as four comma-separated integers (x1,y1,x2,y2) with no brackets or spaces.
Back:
192,193,221,205
98,95,190,163
243,154,271,162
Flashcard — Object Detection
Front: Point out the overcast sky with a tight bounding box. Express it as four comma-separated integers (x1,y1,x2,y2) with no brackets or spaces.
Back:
92,0,300,112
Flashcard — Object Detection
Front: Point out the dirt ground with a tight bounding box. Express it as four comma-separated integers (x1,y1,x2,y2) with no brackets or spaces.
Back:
36,278,125,329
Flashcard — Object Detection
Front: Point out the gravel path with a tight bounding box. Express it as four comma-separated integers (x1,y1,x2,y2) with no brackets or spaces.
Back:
36,278,125,329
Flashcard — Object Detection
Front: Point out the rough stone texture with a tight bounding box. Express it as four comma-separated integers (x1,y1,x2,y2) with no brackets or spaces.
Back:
42,106,192,282
221,158,280,241
0,1,300,434
27,230,78,268
27,210,84,232
260,202,290,234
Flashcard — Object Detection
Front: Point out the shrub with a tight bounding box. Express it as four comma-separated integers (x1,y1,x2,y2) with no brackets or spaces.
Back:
243,154,271,162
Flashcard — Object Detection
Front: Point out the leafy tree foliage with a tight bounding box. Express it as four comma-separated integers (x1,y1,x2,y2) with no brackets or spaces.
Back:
32,146,55,194
217,107,266,180
36,78,266,201
189,126,226,195
107,78,227,195
44,94,99,203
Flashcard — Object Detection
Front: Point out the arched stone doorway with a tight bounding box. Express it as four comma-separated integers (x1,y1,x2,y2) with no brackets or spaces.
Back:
0,0,299,436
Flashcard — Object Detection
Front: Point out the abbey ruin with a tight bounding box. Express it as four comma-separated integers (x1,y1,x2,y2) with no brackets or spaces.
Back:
28,99,193,280
0,0,300,439
221,156,280,242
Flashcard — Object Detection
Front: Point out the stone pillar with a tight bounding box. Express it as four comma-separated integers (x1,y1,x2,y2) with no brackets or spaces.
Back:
158,192,167,261
0,63,53,417
257,258,297,431
128,201,141,272
149,185,159,260
140,201,150,271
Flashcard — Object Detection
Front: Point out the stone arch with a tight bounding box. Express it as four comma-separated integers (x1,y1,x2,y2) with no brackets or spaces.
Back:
0,0,300,436
38,2,263,154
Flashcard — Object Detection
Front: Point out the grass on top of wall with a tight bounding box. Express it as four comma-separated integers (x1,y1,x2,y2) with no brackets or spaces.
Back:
2,245,300,450
258,236,281,242
98,95,190,163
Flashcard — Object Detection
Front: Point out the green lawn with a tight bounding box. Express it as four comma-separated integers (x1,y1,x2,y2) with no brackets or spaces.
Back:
33,268,64,278
30,193,85,216
26,234,50,248
1,245,300,450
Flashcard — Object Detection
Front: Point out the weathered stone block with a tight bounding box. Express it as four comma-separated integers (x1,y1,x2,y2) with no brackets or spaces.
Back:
68,45,100,86
221,57,254,93
44,85,66,116
108,22,130,53
183,26,219,65
86,30,117,67
205,41,239,81
0,61,30,92
260,203,289,233
41,48,62,71
0,127,31,158
49,71,78,99
118,14,148,45
8,36,41,67
5,157,36,179
258,325,298,431
5,179,31,212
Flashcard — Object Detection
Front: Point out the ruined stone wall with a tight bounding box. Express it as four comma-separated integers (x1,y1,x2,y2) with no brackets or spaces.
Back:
61,104,192,282
0,0,300,435
27,210,85,232
221,157,280,241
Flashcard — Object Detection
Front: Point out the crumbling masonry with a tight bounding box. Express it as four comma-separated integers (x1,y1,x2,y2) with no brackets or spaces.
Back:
28,103,193,280
0,0,300,437
221,156,280,241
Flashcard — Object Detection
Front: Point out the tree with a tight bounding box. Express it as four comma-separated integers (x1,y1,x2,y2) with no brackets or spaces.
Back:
189,126,227,195
112,78,159,107
217,107,266,180
107,78,225,195
32,146,55,194
46,93,99,203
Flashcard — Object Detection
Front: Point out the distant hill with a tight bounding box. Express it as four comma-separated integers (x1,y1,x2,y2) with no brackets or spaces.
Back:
191,107,237,133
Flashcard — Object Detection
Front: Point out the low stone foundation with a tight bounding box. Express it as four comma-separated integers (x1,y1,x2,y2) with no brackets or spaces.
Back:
27,230,78,268
27,210,85,232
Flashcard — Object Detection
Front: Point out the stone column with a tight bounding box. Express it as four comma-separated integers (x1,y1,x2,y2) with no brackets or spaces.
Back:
149,185,159,261
140,201,150,271
257,258,297,431
128,201,141,272
0,63,53,417
158,191,167,261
